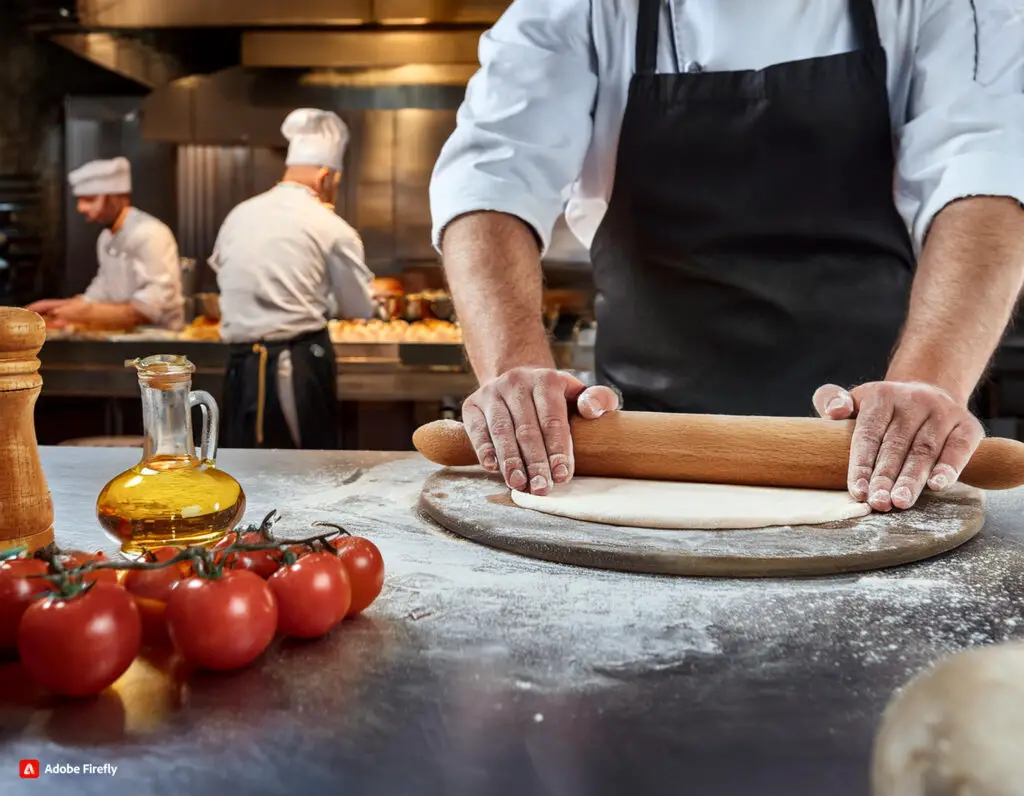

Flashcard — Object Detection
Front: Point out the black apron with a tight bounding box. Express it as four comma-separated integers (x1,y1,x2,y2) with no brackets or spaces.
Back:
222,326,341,449
589,0,915,416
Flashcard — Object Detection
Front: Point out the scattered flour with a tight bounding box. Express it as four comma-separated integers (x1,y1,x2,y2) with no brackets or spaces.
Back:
237,453,1024,692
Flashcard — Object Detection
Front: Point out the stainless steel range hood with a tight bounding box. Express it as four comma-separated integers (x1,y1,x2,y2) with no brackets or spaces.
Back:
76,0,509,28
140,64,473,144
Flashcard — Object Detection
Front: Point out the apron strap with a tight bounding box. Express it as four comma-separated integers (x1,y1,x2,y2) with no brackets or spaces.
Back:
635,0,660,75
847,0,883,50
252,343,269,446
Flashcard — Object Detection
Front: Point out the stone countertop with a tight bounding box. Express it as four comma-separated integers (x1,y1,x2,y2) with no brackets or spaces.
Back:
3,447,1024,796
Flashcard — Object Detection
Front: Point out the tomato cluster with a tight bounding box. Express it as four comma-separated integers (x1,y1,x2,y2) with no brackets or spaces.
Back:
0,523,385,698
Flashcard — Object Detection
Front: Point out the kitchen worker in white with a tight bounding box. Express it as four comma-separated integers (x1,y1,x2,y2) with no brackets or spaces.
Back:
27,157,184,331
431,0,1024,510
210,108,375,450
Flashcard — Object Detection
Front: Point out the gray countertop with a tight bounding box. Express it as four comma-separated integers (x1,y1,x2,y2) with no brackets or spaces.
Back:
3,447,1024,795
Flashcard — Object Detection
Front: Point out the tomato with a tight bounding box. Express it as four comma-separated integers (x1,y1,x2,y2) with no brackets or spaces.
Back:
0,558,50,650
268,553,350,639
18,582,141,698
165,570,277,671
220,532,283,579
133,595,172,648
328,537,385,616
57,550,119,585
122,547,187,602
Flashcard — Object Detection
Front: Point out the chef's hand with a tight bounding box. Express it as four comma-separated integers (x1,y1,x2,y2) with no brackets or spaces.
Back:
25,298,69,315
50,298,89,324
813,382,984,512
462,368,620,495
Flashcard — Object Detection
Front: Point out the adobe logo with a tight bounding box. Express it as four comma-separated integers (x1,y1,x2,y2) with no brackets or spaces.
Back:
19,759,40,779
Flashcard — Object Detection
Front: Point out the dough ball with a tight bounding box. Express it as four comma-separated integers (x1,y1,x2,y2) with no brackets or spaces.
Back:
872,642,1024,796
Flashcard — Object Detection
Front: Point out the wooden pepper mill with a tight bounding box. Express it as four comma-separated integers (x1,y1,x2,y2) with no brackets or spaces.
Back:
0,308,54,553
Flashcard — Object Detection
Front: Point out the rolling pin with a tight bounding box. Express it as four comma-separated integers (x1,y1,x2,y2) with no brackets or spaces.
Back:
412,411,1024,491
0,308,54,553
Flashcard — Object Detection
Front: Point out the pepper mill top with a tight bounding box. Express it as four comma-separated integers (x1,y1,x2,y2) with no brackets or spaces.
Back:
0,308,54,554
0,307,46,389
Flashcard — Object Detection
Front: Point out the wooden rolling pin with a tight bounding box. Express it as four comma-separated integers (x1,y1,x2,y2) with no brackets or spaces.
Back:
412,411,1024,490
0,308,54,553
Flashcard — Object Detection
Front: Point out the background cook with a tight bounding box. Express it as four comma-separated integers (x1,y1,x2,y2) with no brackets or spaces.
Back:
28,157,184,331
429,0,1024,511
209,108,376,450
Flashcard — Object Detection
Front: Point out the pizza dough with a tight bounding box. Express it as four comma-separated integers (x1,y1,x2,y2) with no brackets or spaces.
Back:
509,477,871,530
872,643,1024,796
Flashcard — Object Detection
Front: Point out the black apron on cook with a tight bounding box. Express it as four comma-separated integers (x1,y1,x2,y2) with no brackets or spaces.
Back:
589,0,915,416
222,326,341,450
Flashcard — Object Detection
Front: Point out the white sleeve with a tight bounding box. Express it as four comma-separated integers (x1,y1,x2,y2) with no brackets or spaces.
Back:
894,0,1024,251
325,228,375,320
82,237,113,302
429,0,598,255
130,226,182,326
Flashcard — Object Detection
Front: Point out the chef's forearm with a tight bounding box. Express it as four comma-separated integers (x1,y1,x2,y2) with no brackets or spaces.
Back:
887,197,1024,405
78,301,149,330
440,212,555,381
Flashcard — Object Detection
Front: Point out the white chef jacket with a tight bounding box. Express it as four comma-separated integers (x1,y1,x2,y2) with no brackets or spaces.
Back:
84,207,185,330
209,182,375,344
430,0,1024,256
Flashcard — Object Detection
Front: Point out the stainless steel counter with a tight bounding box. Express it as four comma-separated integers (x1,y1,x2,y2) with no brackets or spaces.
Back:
37,339,594,403
3,446,1024,795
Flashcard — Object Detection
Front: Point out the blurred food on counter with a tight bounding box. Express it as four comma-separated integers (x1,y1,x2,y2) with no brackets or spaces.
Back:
180,316,220,341
329,318,461,343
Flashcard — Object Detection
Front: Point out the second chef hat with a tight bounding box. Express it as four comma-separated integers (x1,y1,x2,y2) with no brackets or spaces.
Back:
282,108,350,174
68,157,132,196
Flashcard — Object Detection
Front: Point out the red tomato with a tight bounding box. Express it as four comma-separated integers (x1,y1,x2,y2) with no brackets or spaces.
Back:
267,553,351,639
133,595,172,648
328,537,385,616
0,558,50,650
224,532,283,579
122,547,187,602
57,550,119,585
165,570,277,671
18,582,141,697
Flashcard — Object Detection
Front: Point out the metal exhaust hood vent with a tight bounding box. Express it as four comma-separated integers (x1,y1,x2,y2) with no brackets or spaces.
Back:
140,66,472,144
76,0,510,28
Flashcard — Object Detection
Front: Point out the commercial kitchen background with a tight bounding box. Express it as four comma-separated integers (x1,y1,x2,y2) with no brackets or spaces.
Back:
1,0,1021,448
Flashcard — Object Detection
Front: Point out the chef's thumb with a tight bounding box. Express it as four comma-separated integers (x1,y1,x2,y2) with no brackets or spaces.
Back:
812,384,855,420
575,385,621,420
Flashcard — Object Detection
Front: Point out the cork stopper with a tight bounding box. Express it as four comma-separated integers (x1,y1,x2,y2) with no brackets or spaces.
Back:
0,308,46,390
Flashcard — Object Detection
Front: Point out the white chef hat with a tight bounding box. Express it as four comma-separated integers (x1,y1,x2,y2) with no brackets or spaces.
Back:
282,108,349,173
68,157,132,197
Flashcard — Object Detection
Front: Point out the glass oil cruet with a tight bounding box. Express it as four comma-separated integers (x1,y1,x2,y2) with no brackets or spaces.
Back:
96,355,246,558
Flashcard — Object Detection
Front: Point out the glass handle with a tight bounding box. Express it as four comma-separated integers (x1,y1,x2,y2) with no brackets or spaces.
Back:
188,390,219,463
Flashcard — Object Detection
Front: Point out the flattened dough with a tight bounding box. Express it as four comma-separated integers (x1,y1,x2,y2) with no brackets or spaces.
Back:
510,477,871,530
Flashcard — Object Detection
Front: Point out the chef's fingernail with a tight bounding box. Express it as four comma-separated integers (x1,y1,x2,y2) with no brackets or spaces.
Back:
870,490,890,505
482,454,497,469
929,473,948,490
509,469,527,489
825,396,849,415
852,479,869,498
530,475,548,492
579,396,604,418
552,464,569,480
891,486,912,505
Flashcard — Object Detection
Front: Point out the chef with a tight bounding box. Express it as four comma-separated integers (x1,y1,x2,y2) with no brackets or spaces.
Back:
209,108,376,450
430,0,1024,510
27,157,184,331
